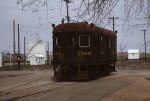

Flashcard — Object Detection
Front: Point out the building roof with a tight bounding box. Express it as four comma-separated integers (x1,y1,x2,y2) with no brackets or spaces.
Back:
30,54,45,58
35,54,45,57
53,22,116,37
128,49,140,54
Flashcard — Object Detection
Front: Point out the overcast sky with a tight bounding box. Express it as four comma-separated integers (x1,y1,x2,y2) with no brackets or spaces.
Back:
0,0,150,53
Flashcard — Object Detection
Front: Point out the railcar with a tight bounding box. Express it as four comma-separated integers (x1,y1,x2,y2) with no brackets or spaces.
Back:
52,21,117,80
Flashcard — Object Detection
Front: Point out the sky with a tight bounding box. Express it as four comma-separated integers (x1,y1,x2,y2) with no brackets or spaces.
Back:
0,0,63,53
0,0,150,53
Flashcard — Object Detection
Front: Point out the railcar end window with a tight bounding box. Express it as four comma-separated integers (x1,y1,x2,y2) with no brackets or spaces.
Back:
79,35,90,47
68,37,75,46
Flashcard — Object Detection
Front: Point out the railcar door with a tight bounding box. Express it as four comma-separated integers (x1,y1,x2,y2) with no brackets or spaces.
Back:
97,35,108,60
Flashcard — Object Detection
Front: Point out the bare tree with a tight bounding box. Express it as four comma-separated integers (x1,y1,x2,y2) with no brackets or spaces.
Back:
79,0,150,21
16,0,119,24
77,0,119,25
16,0,150,26
124,0,150,19
16,0,47,11
119,42,128,66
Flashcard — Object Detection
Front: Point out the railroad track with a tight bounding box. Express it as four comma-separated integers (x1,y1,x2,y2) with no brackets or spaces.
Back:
0,76,48,95
0,73,33,79
0,77,78,101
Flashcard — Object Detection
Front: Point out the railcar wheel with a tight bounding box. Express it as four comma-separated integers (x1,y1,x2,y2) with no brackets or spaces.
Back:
103,64,110,75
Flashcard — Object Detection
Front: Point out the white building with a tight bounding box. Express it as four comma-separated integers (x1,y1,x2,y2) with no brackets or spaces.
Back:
26,40,47,65
128,49,140,60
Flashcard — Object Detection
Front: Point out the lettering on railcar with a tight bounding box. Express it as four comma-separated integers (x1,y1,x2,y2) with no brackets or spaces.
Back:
78,52,92,56
54,52,64,56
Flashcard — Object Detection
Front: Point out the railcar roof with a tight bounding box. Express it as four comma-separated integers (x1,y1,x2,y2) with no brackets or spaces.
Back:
53,22,116,37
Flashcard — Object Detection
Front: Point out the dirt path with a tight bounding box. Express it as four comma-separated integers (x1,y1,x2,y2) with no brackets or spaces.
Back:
101,70,150,101
0,68,150,101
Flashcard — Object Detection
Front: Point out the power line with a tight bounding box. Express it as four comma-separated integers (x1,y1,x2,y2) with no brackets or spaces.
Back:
20,24,50,29
0,5,54,12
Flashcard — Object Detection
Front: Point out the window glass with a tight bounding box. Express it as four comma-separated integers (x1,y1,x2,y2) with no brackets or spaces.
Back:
55,37,63,47
100,36,103,47
79,35,90,47
93,36,97,47
109,38,111,48
55,36,75,47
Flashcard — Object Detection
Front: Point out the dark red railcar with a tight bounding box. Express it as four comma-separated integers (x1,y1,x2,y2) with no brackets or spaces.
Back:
52,22,117,80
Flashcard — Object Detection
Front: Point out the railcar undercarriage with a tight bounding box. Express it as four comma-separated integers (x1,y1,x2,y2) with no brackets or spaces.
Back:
53,62,116,80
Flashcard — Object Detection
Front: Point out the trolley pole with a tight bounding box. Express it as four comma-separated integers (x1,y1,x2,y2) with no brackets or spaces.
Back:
64,0,70,23
141,30,147,63
109,16,119,32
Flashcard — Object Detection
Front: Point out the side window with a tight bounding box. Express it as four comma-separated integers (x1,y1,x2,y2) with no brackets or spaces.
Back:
113,37,116,51
55,36,63,47
109,38,111,48
100,36,107,49
55,37,58,46
100,36,103,47
93,36,97,47
79,35,90,47
100,36,104,49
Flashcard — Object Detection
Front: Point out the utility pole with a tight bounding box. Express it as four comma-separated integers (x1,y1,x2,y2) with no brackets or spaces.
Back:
17,24,21,70
141,30,148,63
109,16,119,32
13,20,16,66
24,36,26,66
9,45,11,67
47,41,49,64
64,0,71,23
